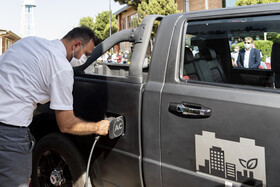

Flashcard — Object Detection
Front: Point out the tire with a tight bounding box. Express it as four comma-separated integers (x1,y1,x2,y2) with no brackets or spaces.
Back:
31,132,92,187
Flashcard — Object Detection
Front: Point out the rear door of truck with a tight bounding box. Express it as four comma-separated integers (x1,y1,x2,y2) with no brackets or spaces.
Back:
72,15,162,187
158,4,280,187
73,41,143,187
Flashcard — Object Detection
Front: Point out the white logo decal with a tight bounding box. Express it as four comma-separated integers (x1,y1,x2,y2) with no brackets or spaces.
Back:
195,131,266,186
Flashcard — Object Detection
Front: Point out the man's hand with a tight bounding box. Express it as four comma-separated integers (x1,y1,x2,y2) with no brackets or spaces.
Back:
55,110,109,136
96,120,110,135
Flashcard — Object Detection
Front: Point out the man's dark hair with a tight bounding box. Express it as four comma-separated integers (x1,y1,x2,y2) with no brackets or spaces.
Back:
62,26,99,45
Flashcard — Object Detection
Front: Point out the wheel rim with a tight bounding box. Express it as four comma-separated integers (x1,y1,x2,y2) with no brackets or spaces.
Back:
36,150,74,186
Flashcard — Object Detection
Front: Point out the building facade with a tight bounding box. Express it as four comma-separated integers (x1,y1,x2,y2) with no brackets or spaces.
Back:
113,6,138,52
189,0,223,11
113,0,228,52
0,30,21,55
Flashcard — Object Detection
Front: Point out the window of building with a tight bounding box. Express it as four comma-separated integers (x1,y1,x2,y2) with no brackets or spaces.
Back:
225,0,236,7
0,37,2,55
122,18,126,30
222,0,226,8
128,13,138,28
5,39,12,51
181,15,280,90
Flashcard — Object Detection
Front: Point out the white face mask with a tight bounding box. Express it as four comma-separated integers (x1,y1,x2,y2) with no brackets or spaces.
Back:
244,43,251,49
70,54,88,67
234,48,239,52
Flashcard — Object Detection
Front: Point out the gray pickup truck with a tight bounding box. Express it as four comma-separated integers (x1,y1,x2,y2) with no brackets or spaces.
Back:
30,3,280,187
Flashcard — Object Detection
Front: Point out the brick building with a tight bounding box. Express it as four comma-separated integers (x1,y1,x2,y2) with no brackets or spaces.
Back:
188,0,224,12
0,30,21,55
113,0,228,52
114,0,227,31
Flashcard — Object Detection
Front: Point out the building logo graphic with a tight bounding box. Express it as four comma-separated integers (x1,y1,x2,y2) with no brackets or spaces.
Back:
195,131,266,186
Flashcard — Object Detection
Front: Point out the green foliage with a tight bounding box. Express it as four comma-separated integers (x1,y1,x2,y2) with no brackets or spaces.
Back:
79,11,119,41
103,22,119,39
232,40,273,61
255,40,273,61
235,0,280,6
113,0,145,9
93,11,118,41
79,17,94,31
266,32,280,43
137,0,181,38
231,42,244,51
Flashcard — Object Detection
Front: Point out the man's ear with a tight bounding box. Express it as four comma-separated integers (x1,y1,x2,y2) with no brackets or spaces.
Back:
73,40,82,47
72,40,82,51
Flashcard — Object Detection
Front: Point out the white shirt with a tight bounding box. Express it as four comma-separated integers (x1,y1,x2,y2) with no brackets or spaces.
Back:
231,51,239,63
0,37,73,127
112,53,117,63
244,48,251,68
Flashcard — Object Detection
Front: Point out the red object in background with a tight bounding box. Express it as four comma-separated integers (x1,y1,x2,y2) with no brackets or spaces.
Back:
265,62,271,69
259,62,271,70
183,75,190,80
117,55,122,63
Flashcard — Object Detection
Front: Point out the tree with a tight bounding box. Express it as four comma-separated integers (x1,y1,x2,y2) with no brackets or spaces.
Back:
104,22,119,39
137,0,181,38
93,11,119,41
113,0,145,10
79,16,94,31
235,0,280,6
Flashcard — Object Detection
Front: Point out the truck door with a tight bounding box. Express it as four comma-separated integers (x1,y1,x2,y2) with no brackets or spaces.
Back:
72,15,162,187
73,43,144,187
159,14,280,186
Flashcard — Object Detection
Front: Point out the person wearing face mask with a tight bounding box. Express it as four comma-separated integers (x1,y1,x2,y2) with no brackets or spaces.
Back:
231,45,240,66
70,53,89,67
236,37,261,69
0,27,109,186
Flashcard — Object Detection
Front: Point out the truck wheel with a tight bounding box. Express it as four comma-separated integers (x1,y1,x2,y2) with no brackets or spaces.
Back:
31,132,92,187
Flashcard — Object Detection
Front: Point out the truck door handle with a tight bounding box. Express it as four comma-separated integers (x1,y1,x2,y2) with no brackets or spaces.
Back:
169,103,211,118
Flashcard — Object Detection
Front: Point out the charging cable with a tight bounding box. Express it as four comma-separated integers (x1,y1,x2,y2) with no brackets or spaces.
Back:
84,116,124,187
85,135,100,187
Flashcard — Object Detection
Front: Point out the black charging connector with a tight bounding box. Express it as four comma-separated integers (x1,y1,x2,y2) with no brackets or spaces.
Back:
107,116,125,139
85,116,125,187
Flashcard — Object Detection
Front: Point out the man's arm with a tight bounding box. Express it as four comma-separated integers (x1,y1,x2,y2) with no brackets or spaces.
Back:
55,110,109,136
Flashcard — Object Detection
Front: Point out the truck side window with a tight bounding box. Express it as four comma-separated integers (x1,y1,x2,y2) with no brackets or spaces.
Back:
84,42,132,77
182,15,280,90
82,41,151,79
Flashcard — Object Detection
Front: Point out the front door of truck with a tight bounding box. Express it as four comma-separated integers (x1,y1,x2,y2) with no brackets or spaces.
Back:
159,14,280,186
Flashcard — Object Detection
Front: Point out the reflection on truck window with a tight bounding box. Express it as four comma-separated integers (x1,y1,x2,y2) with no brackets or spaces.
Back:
229,35,272,70
182,15,280,90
